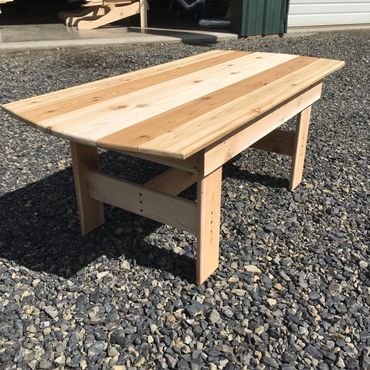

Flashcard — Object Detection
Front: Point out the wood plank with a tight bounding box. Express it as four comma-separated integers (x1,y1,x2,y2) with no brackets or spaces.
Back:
70,142,105,235
121,151,199,174
250,129,296,156
202,83,322,176
6,51,246,123
2,50,234,113
98,55,312,153
1,51,344,162
87,170,197,234
141,59,342,159
289,106,312,191
139,0,147,28
33,52,262,129
45,53,296,143
104,0,133,4
144,168,197,196
196,166,222,284
76,2,140,30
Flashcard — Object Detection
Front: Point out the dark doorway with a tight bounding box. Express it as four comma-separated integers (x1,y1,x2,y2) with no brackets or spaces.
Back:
0,0,231,31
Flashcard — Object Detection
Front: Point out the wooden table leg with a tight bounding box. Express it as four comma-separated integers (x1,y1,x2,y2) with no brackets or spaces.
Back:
139,0,148,29
70,142,104,235
289,106,312,191
196,167,222,284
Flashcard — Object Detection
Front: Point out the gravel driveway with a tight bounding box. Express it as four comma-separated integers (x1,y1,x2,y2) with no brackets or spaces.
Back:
0,30,369,370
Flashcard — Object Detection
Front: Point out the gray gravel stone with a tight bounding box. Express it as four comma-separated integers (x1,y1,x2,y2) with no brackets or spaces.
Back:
281,365,296,370
43,306,58,319
38,358,52,369
360,347,370,369
87,341,106,359
208,309,221,324
262,355,279,368
305,344,324,360
185,302,204,317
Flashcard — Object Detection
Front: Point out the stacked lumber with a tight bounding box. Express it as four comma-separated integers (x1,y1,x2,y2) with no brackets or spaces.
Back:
59,0,148,29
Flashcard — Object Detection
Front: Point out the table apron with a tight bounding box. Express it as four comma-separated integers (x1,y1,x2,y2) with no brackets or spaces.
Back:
203,83,322,176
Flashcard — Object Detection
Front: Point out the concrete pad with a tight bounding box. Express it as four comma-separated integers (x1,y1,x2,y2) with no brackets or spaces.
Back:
0,23,238,51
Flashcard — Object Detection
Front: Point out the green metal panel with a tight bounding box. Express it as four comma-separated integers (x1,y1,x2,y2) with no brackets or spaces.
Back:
230,0,290,37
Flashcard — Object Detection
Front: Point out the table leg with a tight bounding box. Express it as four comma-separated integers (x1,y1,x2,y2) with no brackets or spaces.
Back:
196,167,222,284
70,142,104,235
139,0,148,29
289,106,312,191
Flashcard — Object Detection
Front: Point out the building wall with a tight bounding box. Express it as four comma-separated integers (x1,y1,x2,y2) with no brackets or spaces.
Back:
288,0,370,27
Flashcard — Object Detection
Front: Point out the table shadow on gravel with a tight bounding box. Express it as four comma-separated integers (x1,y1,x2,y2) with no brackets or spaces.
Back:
129,28,219,46
0,150,287,283
226,158,288,189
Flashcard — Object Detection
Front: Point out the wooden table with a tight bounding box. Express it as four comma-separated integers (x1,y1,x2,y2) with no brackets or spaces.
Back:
1,50,344,284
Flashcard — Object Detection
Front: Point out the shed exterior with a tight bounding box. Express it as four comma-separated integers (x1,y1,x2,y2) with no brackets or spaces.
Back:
288,0,370,27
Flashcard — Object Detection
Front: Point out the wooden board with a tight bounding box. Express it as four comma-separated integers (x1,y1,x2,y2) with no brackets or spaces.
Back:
70,143,105,235
87,170,197,234
289,106,312,191
202,83,322,176
1,50,344,160
196,166,222,284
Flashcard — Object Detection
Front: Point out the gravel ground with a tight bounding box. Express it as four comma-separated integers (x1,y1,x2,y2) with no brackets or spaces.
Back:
0,30,369,370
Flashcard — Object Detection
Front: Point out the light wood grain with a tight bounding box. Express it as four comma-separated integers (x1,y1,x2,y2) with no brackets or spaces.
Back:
251,129,296,156
202,84,322,176
87,170,197,233
99,56,314,153
2,50,232,113
70,143,105,235
71,2,141,30
196,166,222,284
290,106,312,191
44,53,294,143
1,51,344,161
144,168,196,196
6,51,244,125
141,60,342,159
139,0,147,28
120,151,199,174
43,52,265,128
62,6,106,26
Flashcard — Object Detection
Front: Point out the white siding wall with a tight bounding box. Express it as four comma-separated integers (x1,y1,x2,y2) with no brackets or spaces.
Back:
288,0,370,27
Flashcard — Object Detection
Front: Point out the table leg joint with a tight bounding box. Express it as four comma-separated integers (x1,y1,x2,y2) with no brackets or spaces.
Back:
70,142,105,236
289,105,312,191
196,165,222,284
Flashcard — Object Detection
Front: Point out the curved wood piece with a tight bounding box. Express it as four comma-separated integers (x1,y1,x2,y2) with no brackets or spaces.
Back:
76,1,140,29
62,6,107,27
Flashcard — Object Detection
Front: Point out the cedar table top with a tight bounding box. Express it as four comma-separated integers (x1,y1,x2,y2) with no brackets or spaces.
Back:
1,50,344,159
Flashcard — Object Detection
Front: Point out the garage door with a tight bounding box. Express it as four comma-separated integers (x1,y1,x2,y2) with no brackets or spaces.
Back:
288,0,370,27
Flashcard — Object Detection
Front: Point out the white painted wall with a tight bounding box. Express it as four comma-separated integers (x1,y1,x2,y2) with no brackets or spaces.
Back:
288,0,370,27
